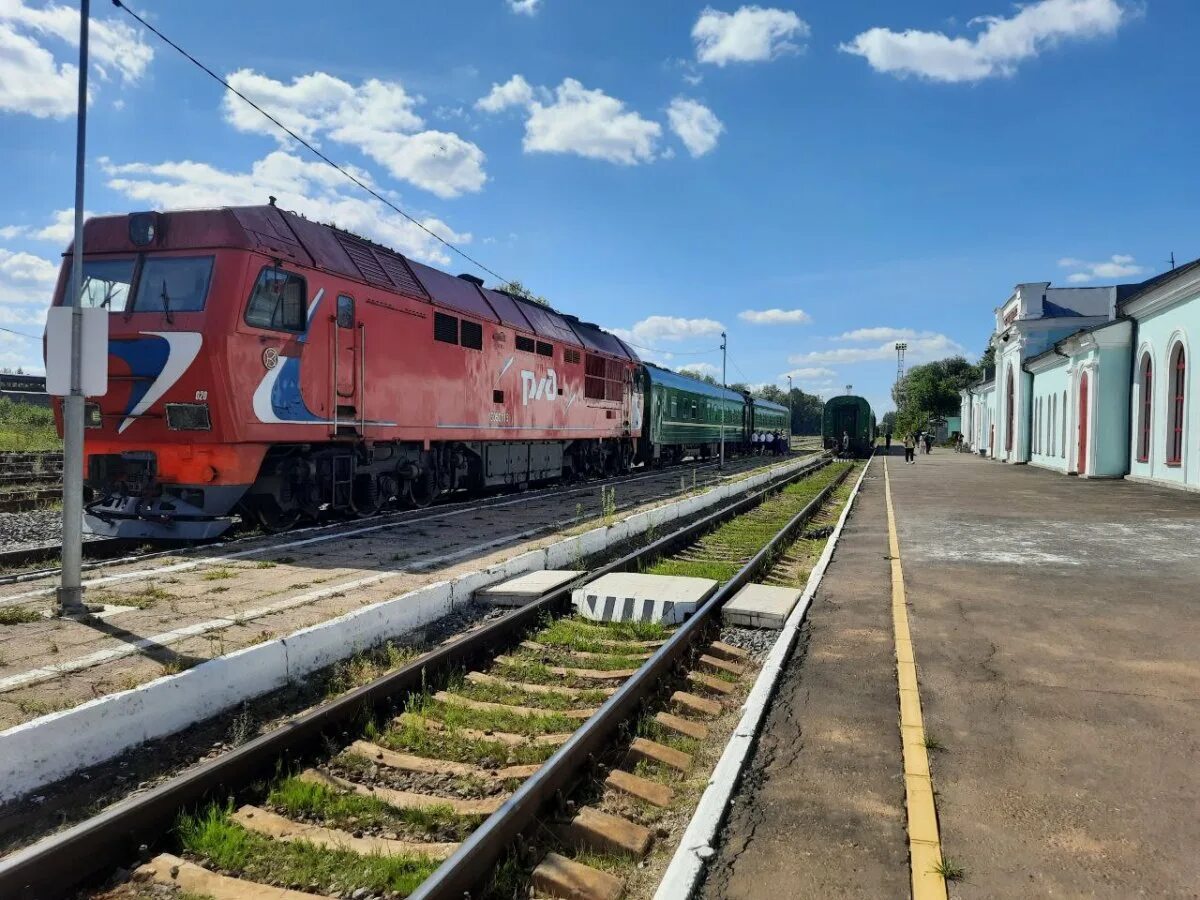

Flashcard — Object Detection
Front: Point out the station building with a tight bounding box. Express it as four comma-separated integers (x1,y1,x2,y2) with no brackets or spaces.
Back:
960,258,1200,492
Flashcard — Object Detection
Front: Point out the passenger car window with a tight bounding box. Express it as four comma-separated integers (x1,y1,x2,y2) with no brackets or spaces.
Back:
133,256,214,313
75,258,135,310
245,266,308,332
336,295,355,328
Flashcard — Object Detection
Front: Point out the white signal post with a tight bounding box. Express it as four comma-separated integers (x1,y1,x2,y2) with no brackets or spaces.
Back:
719,331,727,470
58,0,91,616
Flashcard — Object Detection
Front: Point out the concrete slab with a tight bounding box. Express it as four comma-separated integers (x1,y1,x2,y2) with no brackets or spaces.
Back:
721,582,803,629
475,569,584,607
572,572,717,624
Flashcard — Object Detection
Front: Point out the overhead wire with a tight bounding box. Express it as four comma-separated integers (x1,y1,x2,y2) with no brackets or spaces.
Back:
0,325,41,341
109,0,511,285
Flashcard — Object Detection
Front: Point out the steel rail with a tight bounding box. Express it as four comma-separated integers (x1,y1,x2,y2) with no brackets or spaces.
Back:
0,456,829,899
409,460,851,900
0,453,782,583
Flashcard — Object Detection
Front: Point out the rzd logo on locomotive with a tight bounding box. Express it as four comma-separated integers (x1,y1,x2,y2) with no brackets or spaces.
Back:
520,369,557,406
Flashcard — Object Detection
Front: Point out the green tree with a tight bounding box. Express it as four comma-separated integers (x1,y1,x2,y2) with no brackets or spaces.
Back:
892,356,979,437
499,280,550,307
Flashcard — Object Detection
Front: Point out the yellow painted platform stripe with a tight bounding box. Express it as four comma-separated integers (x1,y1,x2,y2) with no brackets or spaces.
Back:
883,459,949,900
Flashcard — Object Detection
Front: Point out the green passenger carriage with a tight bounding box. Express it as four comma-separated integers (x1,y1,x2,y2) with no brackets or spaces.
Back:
751,398,790,438
638,364,747,464
822,394,876,457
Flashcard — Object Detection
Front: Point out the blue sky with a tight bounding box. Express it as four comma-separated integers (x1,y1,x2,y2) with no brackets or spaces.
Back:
1,0,1197,414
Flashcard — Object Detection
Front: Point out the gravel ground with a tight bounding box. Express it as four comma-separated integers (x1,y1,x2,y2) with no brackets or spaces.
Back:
0,507,71,552
720,625,781,661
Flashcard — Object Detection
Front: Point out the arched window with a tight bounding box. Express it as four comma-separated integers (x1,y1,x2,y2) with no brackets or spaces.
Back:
1005,367,1015,453
1051,396,1060,458
1167,344,1186,466
1061,390,1067,458
1138,354,1153,463
1037,398,1043,453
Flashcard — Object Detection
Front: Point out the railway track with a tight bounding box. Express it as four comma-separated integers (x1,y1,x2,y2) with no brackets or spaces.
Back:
0,452,786,580
0,456,850,900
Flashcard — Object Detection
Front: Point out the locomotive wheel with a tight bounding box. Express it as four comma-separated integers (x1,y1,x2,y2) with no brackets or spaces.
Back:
351,474,382,517
408,469,437,508
249,496,301,533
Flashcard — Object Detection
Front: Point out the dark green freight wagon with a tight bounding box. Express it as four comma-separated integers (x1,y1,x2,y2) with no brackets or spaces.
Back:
822,394,876,457
638,364,748,463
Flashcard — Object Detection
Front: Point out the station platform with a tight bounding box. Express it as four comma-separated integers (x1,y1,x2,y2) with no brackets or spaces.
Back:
705,448,1200,898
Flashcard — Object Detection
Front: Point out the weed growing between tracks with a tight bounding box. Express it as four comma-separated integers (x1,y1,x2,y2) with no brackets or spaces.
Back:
267,777,477,842
178,804,439,895
0,605,41,624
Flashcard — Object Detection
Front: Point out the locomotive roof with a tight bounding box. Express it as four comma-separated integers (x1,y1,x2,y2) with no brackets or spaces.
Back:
643,364,746,403
71,205,639,362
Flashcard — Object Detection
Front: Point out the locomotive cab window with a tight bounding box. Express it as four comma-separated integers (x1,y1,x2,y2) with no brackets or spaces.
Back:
133,256,214,313
72,258,135,310
336,295,355,328
245,266,307,332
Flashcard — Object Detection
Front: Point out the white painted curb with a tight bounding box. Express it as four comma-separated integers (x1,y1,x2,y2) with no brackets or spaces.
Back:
0,458,813,804
652,458,873,900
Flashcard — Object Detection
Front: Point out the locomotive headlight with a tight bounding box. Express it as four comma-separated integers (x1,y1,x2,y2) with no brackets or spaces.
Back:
165,403,211,431
128,212,160,247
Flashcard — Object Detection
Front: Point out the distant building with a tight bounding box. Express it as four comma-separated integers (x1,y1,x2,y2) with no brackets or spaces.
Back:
960,259,1200,491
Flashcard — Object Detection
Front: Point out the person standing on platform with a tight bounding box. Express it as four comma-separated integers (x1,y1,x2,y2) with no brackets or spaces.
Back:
885,431,892,453
904,433,916,464
924,431,933,455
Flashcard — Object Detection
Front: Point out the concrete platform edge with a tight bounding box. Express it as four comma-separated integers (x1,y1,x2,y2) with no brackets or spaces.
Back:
0,458,811,804
652,458,872,900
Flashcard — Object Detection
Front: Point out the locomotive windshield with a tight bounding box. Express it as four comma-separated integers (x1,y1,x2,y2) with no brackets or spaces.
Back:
75,258,135,309
66,254,214,314
132,256,214,313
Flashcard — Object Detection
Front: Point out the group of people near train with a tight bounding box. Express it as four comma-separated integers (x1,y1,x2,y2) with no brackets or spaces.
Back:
750,430,789,456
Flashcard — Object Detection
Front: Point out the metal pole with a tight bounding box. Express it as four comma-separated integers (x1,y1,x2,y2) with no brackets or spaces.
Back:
719,331,726,470
787,374,793,448
57,0,89,617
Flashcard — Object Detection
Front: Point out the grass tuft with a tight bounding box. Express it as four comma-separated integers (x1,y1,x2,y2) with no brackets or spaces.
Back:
0,606,42,625
932,857,967,881
178,804,440,895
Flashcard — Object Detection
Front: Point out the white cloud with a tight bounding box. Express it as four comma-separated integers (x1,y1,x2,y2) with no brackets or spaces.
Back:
790,332,964,364
475,74,536,113
222,69,486,198
738,307,811,325
781,367,836,380
835,326,919,342
523,79,662,165
101,151,471,267
2,207,104,244
507,0,541,15
840,0,1128,83
0,247,58,371
692,5,810,66
0,0,153,118
616,315,725,346
1058,253,1144,283
666,97,724,157
678,362,720,379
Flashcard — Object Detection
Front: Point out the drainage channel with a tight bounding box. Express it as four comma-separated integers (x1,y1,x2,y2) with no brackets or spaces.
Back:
0,456,833,900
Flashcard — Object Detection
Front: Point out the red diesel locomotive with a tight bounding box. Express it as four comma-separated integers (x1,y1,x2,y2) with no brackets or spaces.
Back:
49,204,644,539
